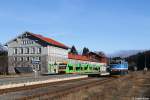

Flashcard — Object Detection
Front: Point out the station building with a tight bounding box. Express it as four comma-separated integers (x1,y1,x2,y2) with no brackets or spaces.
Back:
6,31,107,74
5,32,69,74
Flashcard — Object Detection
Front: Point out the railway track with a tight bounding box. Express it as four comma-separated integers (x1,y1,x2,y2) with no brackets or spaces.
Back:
0,77,89,94
36,77,115,100
0,77,115,100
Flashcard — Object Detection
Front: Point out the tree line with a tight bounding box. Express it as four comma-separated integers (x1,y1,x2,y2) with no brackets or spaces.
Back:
126,50,150,70
0,50,8,74
69,45,90,56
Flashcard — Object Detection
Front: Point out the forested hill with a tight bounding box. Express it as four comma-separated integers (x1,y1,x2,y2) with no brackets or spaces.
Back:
126,50,150,70
108,50,143,58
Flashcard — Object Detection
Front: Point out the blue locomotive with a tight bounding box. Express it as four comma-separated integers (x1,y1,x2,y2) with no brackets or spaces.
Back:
109,59,128,76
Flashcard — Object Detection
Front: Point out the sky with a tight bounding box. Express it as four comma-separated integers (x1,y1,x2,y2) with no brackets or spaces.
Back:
0,0,150,54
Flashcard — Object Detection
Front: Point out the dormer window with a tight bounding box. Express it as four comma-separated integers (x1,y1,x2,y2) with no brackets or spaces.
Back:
22,40,33,45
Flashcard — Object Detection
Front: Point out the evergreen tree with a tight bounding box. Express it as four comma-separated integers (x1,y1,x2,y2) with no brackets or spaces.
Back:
82,47,89,56
69,45,78,55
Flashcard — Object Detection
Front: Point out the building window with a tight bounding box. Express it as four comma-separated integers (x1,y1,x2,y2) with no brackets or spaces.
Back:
22,40,25,45
17,48,22,54
22,40,33,45
14,57,17,61
39,57,41,61
23,57,28,61
30,57,34,61
37,64,41,71
37,48,41,54
21,57,23,61
23,57,25,61
24,48,29,54
21,41,24,44
21,48,23,54
17,57,23,61
29,40,33,44
27,48,29,54
30,47,35,54
27,57,30,61
31,41,34,44
35,56,41,61
14,48,17,54
32,64,41,71
24,48,27,54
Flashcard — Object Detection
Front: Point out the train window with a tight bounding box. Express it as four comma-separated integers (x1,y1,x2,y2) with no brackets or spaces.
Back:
76,67,80,71
93,67,98,70
68,66,73,70
84,66,88,70
89,67,92,70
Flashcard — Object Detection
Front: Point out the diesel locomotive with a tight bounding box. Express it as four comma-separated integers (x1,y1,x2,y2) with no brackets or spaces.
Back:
109,59,128,76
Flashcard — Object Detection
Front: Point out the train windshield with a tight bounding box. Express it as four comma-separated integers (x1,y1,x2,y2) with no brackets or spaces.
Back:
110,60,126,64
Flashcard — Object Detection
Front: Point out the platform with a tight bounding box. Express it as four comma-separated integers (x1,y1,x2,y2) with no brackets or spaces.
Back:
0,74,88,89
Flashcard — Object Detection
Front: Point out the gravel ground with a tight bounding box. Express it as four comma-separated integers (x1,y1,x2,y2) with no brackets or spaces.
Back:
60,71,150,100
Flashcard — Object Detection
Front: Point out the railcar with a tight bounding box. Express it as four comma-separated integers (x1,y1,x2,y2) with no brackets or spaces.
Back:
57,61,109,76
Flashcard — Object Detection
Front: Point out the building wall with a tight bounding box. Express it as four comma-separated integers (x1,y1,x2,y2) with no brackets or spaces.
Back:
46,46,68,73
48,46,68,58
7,33,68,74
7,36,48,73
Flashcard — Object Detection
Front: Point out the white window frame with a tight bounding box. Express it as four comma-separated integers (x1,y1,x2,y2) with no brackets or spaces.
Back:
37,48,41,54
14,48,17,54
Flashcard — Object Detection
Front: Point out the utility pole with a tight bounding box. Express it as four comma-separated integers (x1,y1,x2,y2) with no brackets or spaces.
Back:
145,54,146,68
144,53,147,74
109,57,111,65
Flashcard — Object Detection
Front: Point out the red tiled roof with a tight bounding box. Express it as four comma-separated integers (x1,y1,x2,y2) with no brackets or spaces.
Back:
68,53,89,61
30,33,69,49
68,53,107,63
